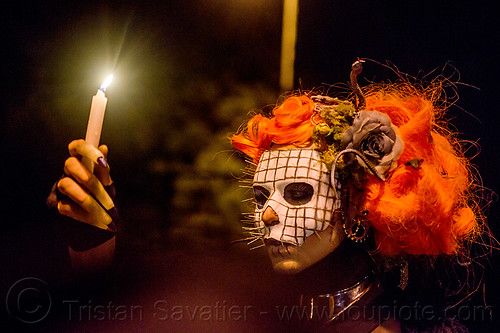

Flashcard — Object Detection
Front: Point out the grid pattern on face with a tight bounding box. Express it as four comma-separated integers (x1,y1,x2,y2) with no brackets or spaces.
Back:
253,149,341,246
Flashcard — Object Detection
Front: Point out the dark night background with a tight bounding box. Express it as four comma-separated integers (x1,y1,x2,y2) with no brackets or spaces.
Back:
1,0,499,331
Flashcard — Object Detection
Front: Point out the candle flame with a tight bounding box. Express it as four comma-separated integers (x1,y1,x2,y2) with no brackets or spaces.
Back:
99,74,114,92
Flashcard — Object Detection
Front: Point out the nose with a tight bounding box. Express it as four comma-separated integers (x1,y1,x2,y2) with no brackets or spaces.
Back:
262,206,279,227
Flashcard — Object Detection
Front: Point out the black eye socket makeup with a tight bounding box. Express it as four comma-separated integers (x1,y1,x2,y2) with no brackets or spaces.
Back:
253,186,270,209
284,182,314,205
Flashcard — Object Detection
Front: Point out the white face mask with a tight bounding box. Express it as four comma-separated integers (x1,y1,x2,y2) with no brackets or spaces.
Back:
253,148,341,247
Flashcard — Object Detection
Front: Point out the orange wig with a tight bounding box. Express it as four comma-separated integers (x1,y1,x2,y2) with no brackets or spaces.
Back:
231,95,316,163
231,83,480,256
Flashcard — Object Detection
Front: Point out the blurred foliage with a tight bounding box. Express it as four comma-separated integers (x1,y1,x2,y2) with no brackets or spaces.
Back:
110,80,278,254
150,82,277,251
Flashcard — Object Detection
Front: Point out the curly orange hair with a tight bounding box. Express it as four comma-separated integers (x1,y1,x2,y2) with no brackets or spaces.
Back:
231,95,316,163
231,84,480,256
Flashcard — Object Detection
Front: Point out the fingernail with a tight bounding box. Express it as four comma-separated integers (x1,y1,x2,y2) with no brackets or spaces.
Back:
107,207,119,222
107,221,117,232
97,156,108,168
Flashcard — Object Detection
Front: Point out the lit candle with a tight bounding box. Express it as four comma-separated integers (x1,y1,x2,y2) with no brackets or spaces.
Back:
82,74,113,172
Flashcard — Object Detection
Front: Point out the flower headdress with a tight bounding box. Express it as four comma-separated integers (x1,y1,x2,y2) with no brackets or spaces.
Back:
310,61,404,182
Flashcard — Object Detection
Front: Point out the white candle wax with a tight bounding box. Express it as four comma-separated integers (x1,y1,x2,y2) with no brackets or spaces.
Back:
82,75,113,172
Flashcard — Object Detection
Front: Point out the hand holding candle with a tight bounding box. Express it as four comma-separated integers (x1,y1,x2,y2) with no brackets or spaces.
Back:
54,139,118,232
46,75,118,262
82,74,113,172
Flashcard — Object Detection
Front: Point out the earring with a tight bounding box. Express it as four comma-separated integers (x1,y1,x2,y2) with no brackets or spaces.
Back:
344,210,370,242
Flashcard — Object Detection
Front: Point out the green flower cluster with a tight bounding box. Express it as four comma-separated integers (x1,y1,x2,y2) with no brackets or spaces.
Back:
311,99,356,169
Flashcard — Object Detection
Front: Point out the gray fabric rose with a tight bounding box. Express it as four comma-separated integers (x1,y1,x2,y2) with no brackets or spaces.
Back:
341,110,403,180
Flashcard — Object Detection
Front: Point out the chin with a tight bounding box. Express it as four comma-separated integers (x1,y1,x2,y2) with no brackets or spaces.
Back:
271,259,307,274
266,243,316,274
265,225,345,275
265,243,305,274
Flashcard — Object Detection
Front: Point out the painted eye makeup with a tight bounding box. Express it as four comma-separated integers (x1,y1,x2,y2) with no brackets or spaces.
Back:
284,182,314,205
253,186,270,209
